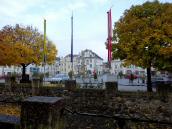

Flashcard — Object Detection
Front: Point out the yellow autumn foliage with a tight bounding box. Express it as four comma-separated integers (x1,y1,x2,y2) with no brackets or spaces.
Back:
0,24,57,67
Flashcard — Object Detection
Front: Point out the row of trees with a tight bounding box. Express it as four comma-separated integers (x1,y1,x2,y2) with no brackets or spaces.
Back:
112,1,172,91
0,24,57,80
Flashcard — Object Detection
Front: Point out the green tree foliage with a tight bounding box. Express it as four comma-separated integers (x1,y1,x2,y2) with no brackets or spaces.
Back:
113,1,172,91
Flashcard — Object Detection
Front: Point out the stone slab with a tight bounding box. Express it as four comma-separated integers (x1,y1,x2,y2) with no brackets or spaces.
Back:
0,114,20,125
23,96,62,104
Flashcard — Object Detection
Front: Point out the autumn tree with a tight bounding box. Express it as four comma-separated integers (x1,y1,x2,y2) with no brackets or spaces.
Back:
0,26,17,65
0,24,57,81
113,1,172,92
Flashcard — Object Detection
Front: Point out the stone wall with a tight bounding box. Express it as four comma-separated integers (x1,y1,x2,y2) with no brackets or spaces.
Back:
0,85,172,129
64,89,172,129
1,84,65,96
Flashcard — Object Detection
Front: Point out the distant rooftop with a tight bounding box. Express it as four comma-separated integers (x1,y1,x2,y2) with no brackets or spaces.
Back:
82,49,103,60
61,49,103,60
64,54,79,58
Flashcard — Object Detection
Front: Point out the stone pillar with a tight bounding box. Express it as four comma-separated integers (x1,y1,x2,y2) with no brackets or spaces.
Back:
156,83,171,101
105,81,118,97
32,77,40,95
65,80,76,91
32,77,40,87
21,96,64,129
20,74,31,83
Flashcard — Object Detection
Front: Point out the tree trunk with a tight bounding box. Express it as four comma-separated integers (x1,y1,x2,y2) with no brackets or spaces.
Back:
20,63,31,83
147,67,152,92
21,64,28,83
22,64,26,77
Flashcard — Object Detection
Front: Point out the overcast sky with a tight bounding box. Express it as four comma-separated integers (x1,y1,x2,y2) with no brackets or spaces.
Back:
0,0,171,61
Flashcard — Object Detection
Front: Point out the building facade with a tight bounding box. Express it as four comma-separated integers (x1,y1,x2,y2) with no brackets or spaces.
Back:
0,57,60,77
110,59,146,76
0,50,151,78
0,66,22,76
77,49,103,75
60,54,79,74
59,49,104,75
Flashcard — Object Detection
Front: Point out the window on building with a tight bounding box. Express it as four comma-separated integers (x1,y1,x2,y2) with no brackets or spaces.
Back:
90,64,92,68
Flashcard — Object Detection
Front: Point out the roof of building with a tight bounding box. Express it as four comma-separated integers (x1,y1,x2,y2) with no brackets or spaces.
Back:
64,54,79,58
81,49,103,60
63,49,103,60
56,57,61,61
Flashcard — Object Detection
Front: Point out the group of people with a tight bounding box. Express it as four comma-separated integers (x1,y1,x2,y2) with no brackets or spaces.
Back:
129,73,146,84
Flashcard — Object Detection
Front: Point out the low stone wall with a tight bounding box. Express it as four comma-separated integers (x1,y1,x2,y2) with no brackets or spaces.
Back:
65,80,76,91
156,83,172,95
64,89,172,129
0,83,172,129
5,84,65,96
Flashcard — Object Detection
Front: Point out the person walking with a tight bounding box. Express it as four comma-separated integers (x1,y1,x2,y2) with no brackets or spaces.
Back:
130,74,134,84
142,74,145,83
